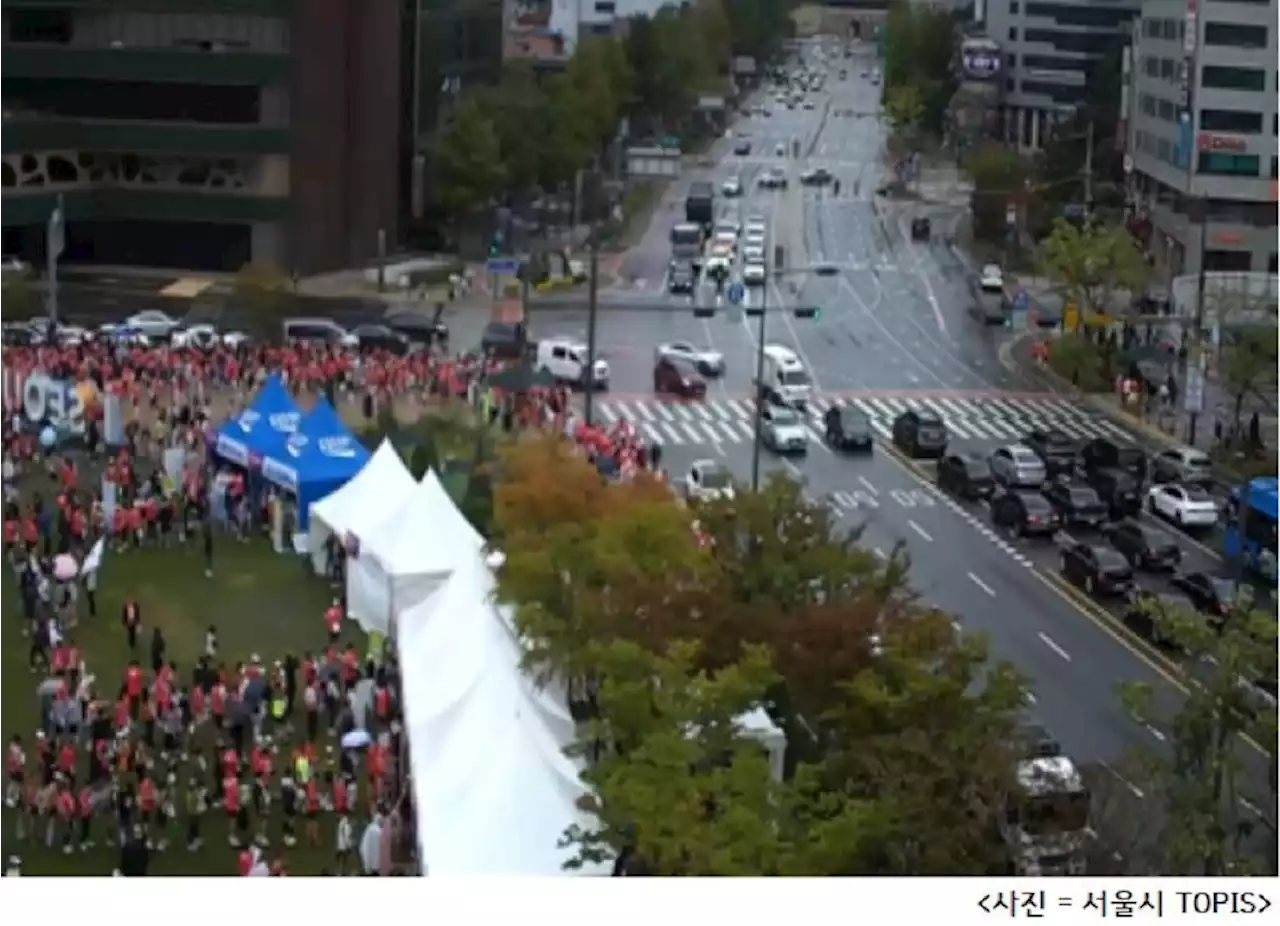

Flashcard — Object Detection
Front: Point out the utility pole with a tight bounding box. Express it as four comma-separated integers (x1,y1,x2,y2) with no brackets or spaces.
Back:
1082,119,1094,213
1188,198,1209,446
583,172,601,427
45,194,65,330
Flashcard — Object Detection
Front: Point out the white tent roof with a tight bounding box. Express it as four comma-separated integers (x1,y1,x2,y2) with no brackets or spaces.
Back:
398,550,606,876
361,472,477,577
310,439,417,540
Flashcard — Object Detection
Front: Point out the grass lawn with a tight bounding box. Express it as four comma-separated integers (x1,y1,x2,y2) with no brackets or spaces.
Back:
0,526,366,875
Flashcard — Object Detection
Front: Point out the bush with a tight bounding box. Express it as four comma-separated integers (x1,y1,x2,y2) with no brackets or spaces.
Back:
1046,336,1110,392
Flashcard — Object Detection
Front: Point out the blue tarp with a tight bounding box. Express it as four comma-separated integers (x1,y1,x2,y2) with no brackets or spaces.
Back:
212,374,304,469
262,396,369,531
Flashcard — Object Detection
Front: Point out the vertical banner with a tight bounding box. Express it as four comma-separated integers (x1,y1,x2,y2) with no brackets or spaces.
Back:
102,478,117,527
270,494,285,554
102,392,125,446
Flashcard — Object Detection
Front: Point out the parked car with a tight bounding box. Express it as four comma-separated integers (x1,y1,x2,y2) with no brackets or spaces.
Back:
989,444,1048,488
1041,480,1108,527
125,310,182,339
1104,519,1182,571
1146,483,1219,528
936,453,995,500
1060,542,1135,598
1170,571,1239,621
1024,428,1080,478
1087,467,1143,519
823,404,873,452
351,324,414,355
991,489,1060,537
1151,447,1214,485
761,402,809,454
892,409,947,459
283,317,357,348
653,355,707,399
1124,590,1197,647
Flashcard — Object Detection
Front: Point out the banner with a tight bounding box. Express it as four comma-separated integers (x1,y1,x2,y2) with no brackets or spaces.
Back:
102,392,124,446
17,373,96,436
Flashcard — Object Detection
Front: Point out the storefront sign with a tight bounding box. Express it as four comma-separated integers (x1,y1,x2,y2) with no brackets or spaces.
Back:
1198,133,1247,152
1183,0,1197,53
962,50,1002,79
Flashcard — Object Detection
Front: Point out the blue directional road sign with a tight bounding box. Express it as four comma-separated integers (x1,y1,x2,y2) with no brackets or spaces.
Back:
486,257,522,275
727,282,745,305
1012,290,1029,312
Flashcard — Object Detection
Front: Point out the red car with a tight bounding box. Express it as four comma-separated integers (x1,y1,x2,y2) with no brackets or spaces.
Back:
653,356,707,398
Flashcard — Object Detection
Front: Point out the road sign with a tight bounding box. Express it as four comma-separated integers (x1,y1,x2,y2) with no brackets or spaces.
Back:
486,257,522,275
727,282,745,305
1012,290,1029,312
1184,365,1206,414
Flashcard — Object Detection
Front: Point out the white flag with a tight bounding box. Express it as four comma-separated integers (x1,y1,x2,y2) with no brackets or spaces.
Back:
80,537,106,576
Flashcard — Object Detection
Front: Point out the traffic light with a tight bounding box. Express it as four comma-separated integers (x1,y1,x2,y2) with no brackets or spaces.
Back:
489,231,503,257
794,306,820,320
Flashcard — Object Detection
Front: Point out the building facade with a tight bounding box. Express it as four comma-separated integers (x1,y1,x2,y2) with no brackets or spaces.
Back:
981,0,1140,150
2,0,403,274
1124,0,1277,275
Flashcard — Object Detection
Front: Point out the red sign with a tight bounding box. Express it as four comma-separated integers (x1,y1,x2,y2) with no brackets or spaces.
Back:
1197,133,1247,152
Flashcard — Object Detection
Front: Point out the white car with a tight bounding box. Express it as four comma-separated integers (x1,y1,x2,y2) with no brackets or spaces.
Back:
721,177,743,197
742,244,765,264
712,231,738,253
714,219,741,239
686,459,735,502
657,341,725,376
125,310,182,338
743,261,767,287
97,323,152,347
744,217,767,239
803,100,815,110
1147,483,1219,527
979,263,1005,293
55,324,90,346
172,324,250,350
774,142,786,157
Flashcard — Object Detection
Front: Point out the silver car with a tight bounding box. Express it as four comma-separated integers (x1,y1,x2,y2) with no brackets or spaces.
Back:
1151,448,1212,485
989,444,1048,488
762,402,809,454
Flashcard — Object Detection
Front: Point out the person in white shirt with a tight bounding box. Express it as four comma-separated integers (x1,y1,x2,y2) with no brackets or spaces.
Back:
335,813,354,874
359,812,384,876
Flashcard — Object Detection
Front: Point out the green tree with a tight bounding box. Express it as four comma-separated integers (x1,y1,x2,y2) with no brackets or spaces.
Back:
963,142,1030,243
233,261,293,343
563,639,889,875
882,0,957,136
1038,219,1149,325
624,9,711,133
432,95,507,225
564,36,631,154
1120,597,1278,874
1,267,41,320
723,0,795,63
1219,327,1278,436
884,84,926,159
474,64,554,195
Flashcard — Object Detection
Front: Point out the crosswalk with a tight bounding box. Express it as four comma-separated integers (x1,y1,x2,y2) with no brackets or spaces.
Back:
591,393,1134,448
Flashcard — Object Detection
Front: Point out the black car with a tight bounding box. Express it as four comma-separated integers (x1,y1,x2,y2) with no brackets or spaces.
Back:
1105,519,1181,571
667,262,696,294
1170,571,1239,621
937,453,995,500
824,405,873,452
1024,428,1080,478
1087,467,1143,519
1041,480,1108,528
1123,590,1197,647
892,409,947,459
910,217,931,241
732,140,752,156
1078,437,1147,483
480,321,527,360
800,167,833,186
991,489,1060,537
351,324,414,355
1060,542,1134,597
385,307,449,348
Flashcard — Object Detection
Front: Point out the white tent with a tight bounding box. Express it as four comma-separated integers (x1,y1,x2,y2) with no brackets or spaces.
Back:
308,440,417,574
345,471,477,635
738,706,787,783
398,553,607,875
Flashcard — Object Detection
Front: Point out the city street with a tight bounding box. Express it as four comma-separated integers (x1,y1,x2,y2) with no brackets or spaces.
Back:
489,41,1275,813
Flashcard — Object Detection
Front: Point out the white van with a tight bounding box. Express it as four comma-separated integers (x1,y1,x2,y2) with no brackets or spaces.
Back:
758,344,812,407
536,337,610,390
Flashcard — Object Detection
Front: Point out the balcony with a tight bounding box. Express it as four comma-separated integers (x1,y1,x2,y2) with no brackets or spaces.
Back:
0,45,289,85
0,187,288,227
2,116,290,156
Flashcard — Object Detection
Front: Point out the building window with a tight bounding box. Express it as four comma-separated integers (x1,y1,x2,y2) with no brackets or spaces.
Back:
1008,27,1018,41
1204,250,1253,273
1163,19,1179,40
1158,99,1176,122
1197,151,1261,176
8,8,74,43
1007,78,1017,93
594,1,616,13
1200,109,1264,133
1159,58,1175,80
1201,65,1266,91
1203,22,1268,49
1010,1,1019,12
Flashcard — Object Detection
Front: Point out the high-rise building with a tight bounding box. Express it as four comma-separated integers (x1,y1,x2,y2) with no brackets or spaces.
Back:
2,1,403,274
982,0,1141,150
1124,0,1277,276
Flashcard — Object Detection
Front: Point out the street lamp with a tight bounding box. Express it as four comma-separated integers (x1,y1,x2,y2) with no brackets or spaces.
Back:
694,253,837,492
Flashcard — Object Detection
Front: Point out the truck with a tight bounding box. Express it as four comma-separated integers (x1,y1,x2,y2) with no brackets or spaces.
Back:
685,181,714,230
998,723,1091,875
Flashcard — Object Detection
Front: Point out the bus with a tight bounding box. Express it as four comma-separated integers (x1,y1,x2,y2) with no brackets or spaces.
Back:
1223,476,1278,582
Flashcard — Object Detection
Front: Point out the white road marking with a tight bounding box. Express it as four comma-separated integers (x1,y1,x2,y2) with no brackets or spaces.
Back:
1099,761,1146,800
857,475,879,495
872,547,887,560
907,519,933,542
1038,631,1072,662
1145,724,1166,742
967,572,997,597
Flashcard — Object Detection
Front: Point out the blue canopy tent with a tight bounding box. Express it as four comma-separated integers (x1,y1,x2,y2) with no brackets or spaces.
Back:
212,374,305,468
262,397,370,531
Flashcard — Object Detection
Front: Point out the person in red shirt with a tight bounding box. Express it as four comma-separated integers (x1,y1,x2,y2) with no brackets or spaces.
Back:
123,660,144,715
324,600,343,644
2,516,18,554
223,773,245,848
138,774,157,847
304,776,321,846
341,646,359,688
56,784,77,854
56,740,76,778
210,680,227,731
77,784,94,850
